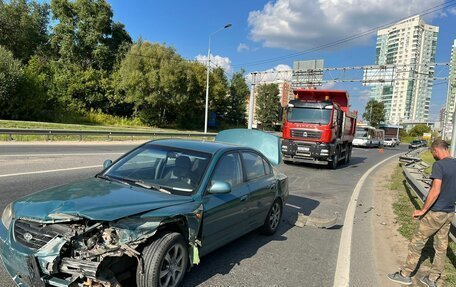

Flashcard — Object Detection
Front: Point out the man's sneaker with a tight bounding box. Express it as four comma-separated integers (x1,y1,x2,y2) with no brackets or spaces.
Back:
387,271,412,285
420,276,437,287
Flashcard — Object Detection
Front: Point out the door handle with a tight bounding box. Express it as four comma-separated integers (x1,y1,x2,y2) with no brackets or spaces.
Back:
240,195,249,202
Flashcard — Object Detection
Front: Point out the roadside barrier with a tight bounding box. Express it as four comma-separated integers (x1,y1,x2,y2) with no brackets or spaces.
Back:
400,148,456,243
0,128,217,141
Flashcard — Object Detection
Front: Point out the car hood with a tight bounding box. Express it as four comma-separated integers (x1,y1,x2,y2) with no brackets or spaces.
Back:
12,178,194,222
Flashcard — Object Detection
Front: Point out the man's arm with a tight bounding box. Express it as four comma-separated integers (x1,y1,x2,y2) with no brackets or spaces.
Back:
413,178,442,217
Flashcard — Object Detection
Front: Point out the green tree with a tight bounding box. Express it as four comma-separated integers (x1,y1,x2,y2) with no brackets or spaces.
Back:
0,46,24,119
362,99,385,128
115,41,190,126
18,55,55,120
409,124,431,137
227,69,248,127
255,83,279,130
50,0,131,70
0,0,50,62
209,67,230,126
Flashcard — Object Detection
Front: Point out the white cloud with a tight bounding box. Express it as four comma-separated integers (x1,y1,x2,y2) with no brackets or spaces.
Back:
248,0,444,50
195,54,232,73
274,64,292,71
321,82,337,89
237,43,250,52
448,7,456,15
246,64,292,83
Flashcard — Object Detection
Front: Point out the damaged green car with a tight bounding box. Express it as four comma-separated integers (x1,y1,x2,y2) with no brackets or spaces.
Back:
0,129,288,287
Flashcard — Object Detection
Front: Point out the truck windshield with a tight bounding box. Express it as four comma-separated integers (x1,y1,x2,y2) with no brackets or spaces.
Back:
287,107,332,124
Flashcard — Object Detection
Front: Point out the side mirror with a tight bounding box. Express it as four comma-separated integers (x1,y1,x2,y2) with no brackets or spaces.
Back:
208,181,231,194
103,159,113,169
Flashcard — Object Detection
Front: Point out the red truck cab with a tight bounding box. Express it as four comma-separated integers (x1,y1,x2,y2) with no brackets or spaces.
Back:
281,89,357,169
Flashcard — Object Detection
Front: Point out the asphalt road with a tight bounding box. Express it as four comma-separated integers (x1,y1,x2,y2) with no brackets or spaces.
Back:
0,143,407,286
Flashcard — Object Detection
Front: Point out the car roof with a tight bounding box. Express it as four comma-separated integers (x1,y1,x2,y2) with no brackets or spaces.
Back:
146,139,240,155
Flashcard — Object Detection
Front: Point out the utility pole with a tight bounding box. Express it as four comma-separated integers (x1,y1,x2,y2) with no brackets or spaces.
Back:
248,72,257,129
451,112,456,157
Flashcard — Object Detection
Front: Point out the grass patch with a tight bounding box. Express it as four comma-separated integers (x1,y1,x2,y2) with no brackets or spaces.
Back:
390,164,456,285
420,151,435,175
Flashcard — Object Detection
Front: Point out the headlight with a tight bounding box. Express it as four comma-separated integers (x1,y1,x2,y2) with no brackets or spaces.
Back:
2,203,13,229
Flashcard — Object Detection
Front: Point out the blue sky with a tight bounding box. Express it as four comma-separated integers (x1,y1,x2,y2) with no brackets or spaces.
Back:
81,1,456,120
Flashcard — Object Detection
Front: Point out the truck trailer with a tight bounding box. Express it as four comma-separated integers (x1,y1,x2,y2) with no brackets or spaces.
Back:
281,89,357,169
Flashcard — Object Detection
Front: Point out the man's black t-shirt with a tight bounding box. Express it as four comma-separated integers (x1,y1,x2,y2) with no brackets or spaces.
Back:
430,157,456,212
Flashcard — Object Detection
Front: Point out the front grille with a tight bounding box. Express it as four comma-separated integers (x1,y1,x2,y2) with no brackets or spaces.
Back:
291,129,321,139
14,220,59,250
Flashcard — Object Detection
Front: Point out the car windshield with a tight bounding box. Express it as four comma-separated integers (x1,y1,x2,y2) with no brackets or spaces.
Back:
101,144,211,196
412,140,421,144
385,138,392,141
287,107,332,124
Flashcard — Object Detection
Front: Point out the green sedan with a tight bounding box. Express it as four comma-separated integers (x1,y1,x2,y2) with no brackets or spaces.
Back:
0,129,288,287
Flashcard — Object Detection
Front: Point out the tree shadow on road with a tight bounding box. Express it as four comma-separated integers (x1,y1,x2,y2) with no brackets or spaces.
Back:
183,195,319,286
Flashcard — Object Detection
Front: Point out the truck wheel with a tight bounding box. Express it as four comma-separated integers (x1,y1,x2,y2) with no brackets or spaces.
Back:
329,148,339,169
136,232,188,287
283,160,292,165
345,145,352,164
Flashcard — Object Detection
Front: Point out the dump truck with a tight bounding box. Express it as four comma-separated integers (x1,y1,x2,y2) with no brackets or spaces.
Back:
281,89,357,169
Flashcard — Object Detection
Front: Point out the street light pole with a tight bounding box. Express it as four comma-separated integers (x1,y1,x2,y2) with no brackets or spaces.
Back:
204,24,232,133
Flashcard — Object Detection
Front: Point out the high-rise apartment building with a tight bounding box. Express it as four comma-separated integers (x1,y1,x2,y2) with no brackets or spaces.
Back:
443,40,456,140
369,15,439,124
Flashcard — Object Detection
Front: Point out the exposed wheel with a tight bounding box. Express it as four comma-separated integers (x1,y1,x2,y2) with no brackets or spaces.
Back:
329,148,339,169
137,232,188,287
261,199,282,235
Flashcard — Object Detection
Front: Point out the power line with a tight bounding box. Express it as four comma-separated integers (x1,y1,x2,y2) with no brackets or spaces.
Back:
232,0,456,69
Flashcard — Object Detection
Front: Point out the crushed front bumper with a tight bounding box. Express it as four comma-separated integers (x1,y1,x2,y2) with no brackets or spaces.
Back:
0,223,73,287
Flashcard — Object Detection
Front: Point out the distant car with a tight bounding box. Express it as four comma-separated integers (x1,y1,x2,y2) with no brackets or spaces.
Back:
409,139,425,149
0,129,288,287
420,139,428,147
383,138,397,147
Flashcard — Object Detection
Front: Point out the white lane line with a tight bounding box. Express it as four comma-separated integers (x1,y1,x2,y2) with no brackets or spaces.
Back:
285,203,301,209
0,165,102,178
333,154,399,287
0,152,123,157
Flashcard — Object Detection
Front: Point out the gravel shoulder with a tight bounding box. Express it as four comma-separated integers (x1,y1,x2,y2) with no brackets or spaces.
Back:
371,160,410,286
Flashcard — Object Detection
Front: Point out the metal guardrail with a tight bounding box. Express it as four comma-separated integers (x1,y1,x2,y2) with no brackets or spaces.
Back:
0,128,217,141
400,148,456,243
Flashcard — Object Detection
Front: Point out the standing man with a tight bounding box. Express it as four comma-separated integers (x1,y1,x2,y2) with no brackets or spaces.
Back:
388,139,456,287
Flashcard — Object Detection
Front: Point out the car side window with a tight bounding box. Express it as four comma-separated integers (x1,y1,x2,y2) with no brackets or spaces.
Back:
210,153,243,188
242,152,266,181
263,158,272,175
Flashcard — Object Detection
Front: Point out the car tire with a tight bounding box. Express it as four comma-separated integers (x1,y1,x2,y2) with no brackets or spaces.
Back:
261,199,282,235
136,232,188,287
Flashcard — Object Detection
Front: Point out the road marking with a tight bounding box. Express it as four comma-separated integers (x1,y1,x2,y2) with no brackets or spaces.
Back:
333,154,399,287
0,152,123,157
285,203,300,209
0,165,102,178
